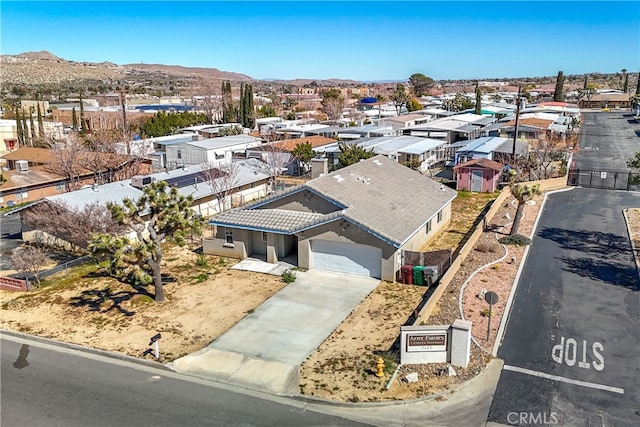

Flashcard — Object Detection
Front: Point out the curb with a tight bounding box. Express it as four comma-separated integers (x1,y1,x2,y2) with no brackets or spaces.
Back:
622,208,640,282
0,329,171,371
285,357,503,408
491,186,575,356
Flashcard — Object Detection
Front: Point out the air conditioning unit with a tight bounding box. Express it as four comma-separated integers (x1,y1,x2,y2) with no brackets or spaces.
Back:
131,175,155,189
15,160,29,172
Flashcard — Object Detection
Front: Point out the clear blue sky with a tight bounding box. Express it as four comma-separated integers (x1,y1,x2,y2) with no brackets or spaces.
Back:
2,1,639,81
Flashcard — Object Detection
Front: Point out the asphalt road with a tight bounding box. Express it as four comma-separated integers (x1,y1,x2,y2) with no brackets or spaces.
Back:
488,110,640,426
573,111,640,171
0,334,370,427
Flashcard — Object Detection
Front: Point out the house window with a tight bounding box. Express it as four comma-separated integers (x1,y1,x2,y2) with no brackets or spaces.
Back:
224,228,233,244
425,219,432,234
177,149,182,160
437,211,443,223
261,231,267,242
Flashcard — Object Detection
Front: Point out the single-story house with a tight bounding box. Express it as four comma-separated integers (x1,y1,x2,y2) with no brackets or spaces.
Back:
578,93,631,109
453,158,503,192
450,136,528,166
164,134,264,169
246,135,337,176
12,158,272,246
204,155,457,282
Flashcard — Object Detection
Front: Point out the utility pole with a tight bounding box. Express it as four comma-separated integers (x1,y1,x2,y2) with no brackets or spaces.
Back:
120,91,129,154
511,85,521,161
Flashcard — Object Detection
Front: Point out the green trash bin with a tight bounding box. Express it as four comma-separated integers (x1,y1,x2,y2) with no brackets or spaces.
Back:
412,265,425,286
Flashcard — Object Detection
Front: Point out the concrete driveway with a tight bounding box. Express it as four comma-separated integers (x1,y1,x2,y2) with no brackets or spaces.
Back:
169,269,379,394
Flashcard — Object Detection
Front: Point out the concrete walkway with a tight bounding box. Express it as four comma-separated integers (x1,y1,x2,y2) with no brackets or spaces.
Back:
169,268,379,394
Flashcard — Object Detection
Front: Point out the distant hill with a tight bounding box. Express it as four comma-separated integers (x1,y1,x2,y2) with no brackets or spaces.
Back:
0,51,372,89
16,50,64,61
0,51,256,86
123,62,253,82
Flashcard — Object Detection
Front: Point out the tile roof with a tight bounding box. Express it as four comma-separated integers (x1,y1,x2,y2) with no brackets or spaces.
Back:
271,136,337,152
453,158,504,171
210,208,330,233
211,155,457,248
308,156,458,246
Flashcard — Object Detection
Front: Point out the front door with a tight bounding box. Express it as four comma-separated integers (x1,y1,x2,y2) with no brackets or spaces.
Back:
471,170,483,192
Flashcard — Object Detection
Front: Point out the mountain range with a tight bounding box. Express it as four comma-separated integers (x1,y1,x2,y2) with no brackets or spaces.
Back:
0,50,364,87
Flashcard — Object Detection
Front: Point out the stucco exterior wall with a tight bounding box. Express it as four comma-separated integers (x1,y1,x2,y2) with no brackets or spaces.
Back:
295,219,397,281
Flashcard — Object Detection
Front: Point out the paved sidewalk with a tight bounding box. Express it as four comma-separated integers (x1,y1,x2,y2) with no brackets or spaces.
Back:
169,269,379,394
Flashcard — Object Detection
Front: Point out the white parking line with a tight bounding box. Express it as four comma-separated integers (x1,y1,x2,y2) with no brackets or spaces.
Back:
503,364,624,394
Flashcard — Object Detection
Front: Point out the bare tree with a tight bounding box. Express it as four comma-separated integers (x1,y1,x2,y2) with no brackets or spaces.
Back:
22,200,125,253
201,162,240,213
46,136,87,191
192,78,222,123
258,140,293,191
10,246,49,288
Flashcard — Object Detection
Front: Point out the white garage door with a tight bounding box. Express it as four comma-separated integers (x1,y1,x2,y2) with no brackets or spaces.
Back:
311,240,382,278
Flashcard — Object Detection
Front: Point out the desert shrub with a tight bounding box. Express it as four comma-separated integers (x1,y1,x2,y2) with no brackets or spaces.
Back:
475,241,497,253
195,252,208,268
281,269,296,284
481,308,493,317
498,234,532,246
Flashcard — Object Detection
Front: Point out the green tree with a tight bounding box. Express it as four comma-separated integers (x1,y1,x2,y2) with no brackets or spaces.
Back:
240,83,255,128
89,181,203,303
140,111,209,137
15,104,25,146
79,93,87,135
553,70,565,102
508,171,541,236
337,141,375,167
408,73,434,96
389,84,409,115
28,107,37,142
622,69,628,93
71,107,78,131
291,142,315,175
406,98,422,112
443,93,474,112
636,71,640,95
321,88,345,120
36,98,45,139
257,104,276,118
222,81,234,123
475,82,482,115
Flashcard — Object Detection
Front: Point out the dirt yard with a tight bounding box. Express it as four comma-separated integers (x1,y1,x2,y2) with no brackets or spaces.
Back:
2,188,612,403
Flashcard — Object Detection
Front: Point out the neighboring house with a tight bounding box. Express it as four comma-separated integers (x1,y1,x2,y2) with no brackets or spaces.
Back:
246,135,337,176
13,158,272,245
386,113,433,130
204,155,457,282
578,93,631,109
352,136,447,171
0,147,151,207
164,134,263,169
453,158,503,192
451,136,527,166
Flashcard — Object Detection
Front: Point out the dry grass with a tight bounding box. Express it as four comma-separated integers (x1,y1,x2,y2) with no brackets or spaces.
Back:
423,191,499,251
